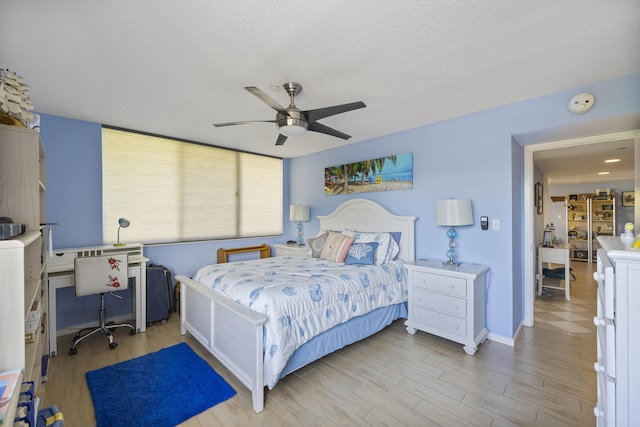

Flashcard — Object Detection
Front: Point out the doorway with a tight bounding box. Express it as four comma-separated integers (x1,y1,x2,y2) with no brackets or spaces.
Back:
523,130,638,327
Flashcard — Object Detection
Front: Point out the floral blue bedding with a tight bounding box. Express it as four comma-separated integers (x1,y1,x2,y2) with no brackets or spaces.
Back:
193,255,407,388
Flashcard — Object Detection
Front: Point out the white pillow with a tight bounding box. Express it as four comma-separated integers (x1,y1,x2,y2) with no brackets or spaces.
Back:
386,235,400,263
342,229,391,266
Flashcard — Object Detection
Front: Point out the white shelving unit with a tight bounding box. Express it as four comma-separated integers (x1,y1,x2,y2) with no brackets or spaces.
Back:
0,124,48,403
566,195,615,263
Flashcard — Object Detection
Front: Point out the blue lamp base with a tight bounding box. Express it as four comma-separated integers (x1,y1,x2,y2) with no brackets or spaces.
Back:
296,222,305,246
442,227,460,267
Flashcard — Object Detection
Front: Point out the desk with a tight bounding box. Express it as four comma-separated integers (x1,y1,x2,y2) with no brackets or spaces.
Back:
537,245,570,301
47,243,148,357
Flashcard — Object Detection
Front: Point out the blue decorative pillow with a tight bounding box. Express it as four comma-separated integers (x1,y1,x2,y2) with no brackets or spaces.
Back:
345,242,379,265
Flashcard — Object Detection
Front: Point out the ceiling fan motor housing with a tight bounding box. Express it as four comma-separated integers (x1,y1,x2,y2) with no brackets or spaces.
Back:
277,110,308,135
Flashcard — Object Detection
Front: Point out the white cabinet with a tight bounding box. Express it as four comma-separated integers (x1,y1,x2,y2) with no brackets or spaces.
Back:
273,243,309,257
593,237,639,426
405,260,488,355
0,124,48,394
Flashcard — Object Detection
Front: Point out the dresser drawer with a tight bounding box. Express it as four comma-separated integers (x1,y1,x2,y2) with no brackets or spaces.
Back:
412,288,466,318
412,271,467,297
412,306,467,337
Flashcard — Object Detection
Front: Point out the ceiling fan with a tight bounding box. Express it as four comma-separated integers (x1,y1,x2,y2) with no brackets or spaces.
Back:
213,82,366,146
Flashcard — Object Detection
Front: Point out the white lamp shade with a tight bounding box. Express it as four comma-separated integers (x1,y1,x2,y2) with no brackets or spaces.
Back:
436,199,473,226
289,204,310,222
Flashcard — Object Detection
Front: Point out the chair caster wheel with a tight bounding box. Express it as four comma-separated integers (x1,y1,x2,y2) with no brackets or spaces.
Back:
109,342,118,349
69,347,77,355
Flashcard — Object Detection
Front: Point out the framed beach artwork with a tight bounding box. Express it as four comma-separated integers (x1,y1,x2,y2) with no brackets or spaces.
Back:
324,153,413,196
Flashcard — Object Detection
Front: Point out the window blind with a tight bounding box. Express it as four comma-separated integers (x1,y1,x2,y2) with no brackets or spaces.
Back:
102,128,283,244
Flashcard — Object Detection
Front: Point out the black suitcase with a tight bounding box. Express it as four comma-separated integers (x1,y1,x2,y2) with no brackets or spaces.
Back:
146,263,174,325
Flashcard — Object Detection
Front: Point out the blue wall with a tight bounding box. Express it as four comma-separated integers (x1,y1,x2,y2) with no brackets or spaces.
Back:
40,72,640,339
287,72,640,339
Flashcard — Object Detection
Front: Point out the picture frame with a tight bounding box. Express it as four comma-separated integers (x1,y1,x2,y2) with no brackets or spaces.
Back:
324,153,413,196
622,191,635,207
535,182,543,215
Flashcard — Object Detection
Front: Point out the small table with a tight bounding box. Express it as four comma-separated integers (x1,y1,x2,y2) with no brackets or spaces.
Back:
404,260,489,355
273,243,309,257
537,245,571,301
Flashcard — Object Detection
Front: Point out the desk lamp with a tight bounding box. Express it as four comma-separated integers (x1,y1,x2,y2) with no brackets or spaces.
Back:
114,217,130,247
289,204,310,245
436,198,473,267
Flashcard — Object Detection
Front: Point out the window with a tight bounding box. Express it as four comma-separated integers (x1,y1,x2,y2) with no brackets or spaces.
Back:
102,128,283,244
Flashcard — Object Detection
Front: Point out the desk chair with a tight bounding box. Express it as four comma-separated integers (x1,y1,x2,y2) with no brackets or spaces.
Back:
69,255,135,355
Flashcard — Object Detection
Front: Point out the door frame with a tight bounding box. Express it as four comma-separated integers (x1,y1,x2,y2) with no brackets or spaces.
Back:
523,130,638,326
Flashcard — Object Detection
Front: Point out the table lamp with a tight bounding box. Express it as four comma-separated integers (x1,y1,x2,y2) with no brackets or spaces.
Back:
114,217,130,246
289,204,310,245
436,198,473,267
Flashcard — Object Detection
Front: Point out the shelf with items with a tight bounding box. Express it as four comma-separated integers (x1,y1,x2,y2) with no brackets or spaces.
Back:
591,198,615,260
565,194,616,263
0,124,47,399
566,198,590,262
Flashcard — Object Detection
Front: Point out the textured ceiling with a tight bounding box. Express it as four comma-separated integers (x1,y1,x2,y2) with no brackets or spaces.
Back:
1,1,639,161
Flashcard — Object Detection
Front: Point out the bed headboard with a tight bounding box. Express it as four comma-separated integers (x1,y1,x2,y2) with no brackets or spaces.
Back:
317,199,417,262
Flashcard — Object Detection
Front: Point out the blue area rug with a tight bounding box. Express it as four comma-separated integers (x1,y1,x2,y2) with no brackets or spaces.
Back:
86,343,235,427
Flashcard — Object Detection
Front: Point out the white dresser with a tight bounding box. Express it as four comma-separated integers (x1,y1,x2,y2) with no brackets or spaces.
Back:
593,236,640,426
405,260,488,355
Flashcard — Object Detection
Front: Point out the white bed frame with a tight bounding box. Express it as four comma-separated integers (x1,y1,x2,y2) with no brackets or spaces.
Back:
175,199,416,413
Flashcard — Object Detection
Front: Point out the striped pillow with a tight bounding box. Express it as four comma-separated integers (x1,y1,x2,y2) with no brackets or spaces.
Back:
320,232,355,263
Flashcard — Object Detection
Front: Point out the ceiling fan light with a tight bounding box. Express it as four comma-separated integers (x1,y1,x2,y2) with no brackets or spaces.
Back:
279,124,307,137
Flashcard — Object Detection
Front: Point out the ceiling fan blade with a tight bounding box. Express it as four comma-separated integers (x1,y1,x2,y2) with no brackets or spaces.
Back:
245,86,288,115
213,120,276,127
275,134,288,146
305,101,366,123
308,122,351,140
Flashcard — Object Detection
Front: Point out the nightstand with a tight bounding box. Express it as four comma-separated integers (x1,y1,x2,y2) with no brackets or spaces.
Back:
405,260,489,355
273,243,310,257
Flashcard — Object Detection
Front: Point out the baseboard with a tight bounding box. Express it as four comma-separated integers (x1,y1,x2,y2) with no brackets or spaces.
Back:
56,314,133,337
487,330,516,347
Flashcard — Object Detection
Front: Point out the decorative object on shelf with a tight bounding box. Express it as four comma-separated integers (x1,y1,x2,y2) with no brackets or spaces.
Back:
289,204,310,245
0,69,34,127
622,191,635,207
114,217,130,246
543,223,556,247
621,223,635,249
535,182,543,215
436,198,473,267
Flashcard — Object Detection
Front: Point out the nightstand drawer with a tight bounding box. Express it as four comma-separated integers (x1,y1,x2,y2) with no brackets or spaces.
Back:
412,271,467,297
412,288,466,317
413,306,467,337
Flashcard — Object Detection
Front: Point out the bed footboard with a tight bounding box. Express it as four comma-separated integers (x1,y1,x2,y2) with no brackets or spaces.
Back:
175,275,267,413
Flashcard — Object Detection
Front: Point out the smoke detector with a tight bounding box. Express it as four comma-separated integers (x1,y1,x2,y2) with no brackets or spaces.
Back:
568,93,595,114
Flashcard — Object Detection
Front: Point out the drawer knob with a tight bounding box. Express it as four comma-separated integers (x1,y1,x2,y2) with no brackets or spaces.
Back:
594,362,605,373
593,272,603,281
448,284,454,289
453,304,459,310
594,407,604,418
417,296,423,302
593,316,605,326
454,325,459,330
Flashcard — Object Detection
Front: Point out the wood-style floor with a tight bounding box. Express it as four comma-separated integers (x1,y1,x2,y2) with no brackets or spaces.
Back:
41,261,597,426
